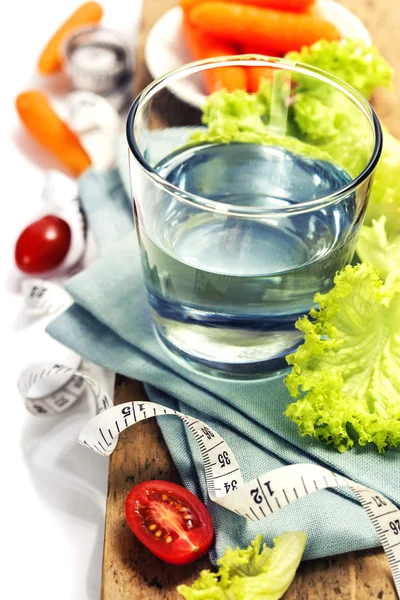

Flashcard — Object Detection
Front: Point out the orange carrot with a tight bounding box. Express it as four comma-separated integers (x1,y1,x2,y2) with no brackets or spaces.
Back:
240,41,283,57
239,43,283,92
181,0,316,12
16,90,91,176
246,67,271,92
38,2,103,75
188,2,341,54
182,17,247,92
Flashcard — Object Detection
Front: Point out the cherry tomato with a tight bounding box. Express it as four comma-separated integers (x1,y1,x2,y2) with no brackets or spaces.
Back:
15,215,71,274
125,480,214,565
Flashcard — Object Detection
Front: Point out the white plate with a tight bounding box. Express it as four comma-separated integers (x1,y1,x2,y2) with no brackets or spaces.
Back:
145,1,372,107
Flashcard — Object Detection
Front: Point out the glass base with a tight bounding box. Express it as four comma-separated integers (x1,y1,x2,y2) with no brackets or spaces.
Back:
153,313,301,380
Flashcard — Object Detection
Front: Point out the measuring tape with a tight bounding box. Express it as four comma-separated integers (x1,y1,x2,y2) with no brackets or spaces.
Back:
63,26,134,112
17,363,400,596
22,278,73,317
66,91,122,172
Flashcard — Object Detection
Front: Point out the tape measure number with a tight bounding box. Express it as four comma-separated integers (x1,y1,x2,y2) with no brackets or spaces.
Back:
18,364,400,597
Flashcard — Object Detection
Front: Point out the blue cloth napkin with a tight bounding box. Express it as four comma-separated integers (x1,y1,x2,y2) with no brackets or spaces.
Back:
47,167,400,563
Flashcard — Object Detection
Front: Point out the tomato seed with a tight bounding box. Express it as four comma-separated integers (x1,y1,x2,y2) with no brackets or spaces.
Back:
126,481,214,565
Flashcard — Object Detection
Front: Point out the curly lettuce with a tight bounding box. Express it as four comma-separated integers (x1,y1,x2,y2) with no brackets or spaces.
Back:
190,42,400,267
355,129,400,268
285,263,400,453
293,87,347,142
177,532,306,600
286,41,400,233
189,78,291,145
293,86,371,176
190,87,333,162
357,217,400,278
191,41,392,183
194,88,268,143
364,128,400,236
286,39,393,100
286,40,392,177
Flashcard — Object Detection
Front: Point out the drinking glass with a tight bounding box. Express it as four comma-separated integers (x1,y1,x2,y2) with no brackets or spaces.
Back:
126,56,382,378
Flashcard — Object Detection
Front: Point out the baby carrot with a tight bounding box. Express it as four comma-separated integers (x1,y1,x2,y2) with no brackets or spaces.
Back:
183,17,247,92
246,67,272,92
16,90,91,176
240,42,283,57
188,2,341,54
38,2,103,75
181,0,316,12
239,43,283,92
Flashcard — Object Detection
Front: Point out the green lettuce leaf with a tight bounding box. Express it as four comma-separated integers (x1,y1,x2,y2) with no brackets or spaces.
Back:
189,89,333,162
293,88,345,142
357,217,400,278
197,88,268,142
293,86,370,176
190,41,391,179
285,263,400,453
177,532,306,600
190,42,400,234
365,128,400,235
190,72,300,146
286,39,393,100
286,40,392,177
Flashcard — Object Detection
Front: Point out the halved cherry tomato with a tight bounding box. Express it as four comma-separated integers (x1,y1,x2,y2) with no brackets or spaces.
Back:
15,215,71,274
125,480,214,565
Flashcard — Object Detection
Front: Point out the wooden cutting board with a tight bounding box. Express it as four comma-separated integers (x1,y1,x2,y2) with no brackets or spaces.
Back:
101,1,400,598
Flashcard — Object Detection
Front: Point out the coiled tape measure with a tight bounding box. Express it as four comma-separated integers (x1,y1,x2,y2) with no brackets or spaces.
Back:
63,26,134,112
17,350,400,597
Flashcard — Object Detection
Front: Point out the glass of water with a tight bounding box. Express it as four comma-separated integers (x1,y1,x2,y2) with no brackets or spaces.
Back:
126,56,382,378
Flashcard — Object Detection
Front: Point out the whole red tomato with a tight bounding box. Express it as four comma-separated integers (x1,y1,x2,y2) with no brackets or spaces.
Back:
125,480,214,565
15,215,71,274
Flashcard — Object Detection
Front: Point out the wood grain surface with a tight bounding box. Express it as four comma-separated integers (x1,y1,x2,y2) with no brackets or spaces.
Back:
101,379,211,599
101,0,400,598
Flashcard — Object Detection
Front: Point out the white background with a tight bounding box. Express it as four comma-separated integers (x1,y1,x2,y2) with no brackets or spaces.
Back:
0,1,142,598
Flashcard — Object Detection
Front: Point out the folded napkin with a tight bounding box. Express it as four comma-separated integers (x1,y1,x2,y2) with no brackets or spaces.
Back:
47,166,400,563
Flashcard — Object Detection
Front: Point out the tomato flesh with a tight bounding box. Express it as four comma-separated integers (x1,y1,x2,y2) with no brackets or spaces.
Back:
15,215,71,274
125,480,214,565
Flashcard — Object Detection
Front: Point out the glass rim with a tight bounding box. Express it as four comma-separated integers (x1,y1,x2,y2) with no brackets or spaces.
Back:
126,55,382,218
